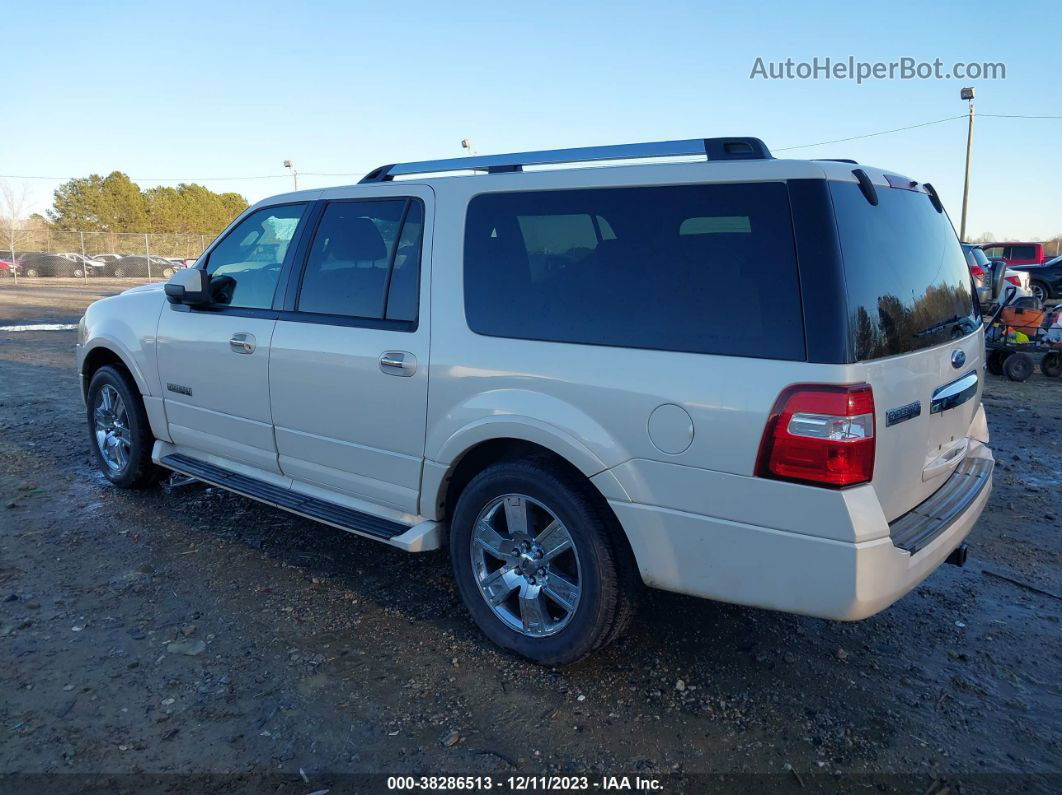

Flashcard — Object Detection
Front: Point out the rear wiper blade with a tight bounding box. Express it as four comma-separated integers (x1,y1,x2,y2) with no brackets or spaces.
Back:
912,314,968,338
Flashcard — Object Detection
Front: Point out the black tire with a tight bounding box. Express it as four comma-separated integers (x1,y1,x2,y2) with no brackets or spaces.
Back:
162,267,175,278
111,266,125,278
1042,352,1062,378
25,267,39,278
1030,281,1049,303
987,350,1007,375
86,365,163,489
449,458,639,665
1002,352,1034,382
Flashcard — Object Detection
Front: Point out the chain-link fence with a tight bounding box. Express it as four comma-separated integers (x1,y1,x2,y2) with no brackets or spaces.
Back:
0,230,212,282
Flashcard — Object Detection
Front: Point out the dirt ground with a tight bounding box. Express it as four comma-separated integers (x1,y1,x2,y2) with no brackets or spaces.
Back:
0,282,1059,793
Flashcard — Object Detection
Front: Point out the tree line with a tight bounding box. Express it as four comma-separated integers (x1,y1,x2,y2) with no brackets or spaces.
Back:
46,172,249,235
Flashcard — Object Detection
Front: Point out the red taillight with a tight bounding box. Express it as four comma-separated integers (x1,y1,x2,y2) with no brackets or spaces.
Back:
970,265,986,280
1005,275,1021,287
756,384,875,488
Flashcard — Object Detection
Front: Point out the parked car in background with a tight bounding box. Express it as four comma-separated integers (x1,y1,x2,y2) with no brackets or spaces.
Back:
978,242,1046,266
17,253,79,278
109,255,177,278
1010,256,1062,302
57,253,107,277
962,243,1030,307
0,258,18,276
92,254,125,268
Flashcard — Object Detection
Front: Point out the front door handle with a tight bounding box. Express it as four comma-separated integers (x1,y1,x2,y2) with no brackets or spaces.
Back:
229,332,256,354
379,350,417,376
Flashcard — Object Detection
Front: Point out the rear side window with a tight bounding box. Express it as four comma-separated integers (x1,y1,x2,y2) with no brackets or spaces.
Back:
463,183,805,360
830,182,978,361
1008,245,1036,260
297,199,422,321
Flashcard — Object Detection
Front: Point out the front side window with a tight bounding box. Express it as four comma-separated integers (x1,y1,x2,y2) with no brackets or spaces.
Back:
206,204,306,308
296,199,422,321
463,183,805,359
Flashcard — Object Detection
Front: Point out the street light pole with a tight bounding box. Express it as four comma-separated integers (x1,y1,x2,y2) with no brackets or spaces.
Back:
959,87,975,242
284,160,298,191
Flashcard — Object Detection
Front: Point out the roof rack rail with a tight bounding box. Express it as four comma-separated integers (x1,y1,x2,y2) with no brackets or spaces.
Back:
815,158,859,164
359,137,772,183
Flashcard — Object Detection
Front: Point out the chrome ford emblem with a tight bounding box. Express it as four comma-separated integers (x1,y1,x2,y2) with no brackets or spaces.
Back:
951,350,966,369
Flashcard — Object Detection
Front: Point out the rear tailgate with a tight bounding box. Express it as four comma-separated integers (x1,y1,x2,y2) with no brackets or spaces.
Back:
858,331,983,520
828,175,985,521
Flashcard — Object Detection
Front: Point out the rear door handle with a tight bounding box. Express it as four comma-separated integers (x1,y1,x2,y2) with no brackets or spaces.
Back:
229,332,256,354
380,351,417,376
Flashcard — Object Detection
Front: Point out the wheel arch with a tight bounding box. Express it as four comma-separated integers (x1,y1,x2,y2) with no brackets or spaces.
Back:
423,433,635,562
81,342,148,400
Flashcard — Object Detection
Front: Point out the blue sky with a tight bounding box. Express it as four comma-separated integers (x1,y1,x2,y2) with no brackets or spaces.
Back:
5,0,1061,240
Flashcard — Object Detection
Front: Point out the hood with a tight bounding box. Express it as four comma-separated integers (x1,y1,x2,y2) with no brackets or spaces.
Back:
120,282,167,296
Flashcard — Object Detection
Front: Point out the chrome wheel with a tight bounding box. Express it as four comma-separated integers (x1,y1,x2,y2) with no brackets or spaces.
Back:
93,384,131,472
470,494,582,638
1031,283,1047,302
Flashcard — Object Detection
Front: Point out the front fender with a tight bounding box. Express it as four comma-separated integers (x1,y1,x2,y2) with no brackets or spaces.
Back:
78,290,166,397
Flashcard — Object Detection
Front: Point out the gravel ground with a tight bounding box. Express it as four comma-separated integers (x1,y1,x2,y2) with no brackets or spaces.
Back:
0,283,1059,793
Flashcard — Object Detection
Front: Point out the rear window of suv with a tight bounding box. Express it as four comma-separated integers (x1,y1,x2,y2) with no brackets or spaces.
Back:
464,182,805,360
830,181,979,362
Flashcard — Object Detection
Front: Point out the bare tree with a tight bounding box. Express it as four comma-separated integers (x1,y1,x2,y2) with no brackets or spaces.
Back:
0,180,32,285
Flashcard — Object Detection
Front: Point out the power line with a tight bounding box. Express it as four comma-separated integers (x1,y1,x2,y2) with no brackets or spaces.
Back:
775,115,967,151
980,113,1062,119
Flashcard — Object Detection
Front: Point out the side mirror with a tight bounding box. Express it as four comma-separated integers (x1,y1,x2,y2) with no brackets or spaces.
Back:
164,268,211,306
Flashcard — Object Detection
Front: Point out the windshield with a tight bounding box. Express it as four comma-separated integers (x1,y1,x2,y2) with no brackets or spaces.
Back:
830,181,979,361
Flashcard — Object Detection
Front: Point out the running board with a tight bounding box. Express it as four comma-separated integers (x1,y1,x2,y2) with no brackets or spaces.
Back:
160,453,410,543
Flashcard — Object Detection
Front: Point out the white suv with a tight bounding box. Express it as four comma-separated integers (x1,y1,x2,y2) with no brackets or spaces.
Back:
76,138,994,664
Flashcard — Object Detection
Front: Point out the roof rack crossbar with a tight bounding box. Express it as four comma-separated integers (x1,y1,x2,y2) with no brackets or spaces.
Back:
359,137,772,183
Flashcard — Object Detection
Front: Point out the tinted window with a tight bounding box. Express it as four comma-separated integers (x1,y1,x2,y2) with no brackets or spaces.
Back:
297,200,409,318
464,183,805,359
1008,245,1036,260
386,201,424,322
830,182,978,362
981,246,1003,259
207,204,306,308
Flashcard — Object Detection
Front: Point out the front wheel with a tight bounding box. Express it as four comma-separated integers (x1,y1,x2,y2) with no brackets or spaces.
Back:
449,459,638,665
86,366,162,488
112,266,125,278
1030,281,1048,303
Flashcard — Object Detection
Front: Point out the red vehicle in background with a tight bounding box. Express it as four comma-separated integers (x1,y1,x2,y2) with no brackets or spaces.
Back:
979,242,1046,266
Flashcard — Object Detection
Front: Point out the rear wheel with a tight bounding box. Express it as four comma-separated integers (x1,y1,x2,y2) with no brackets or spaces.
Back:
162,267,175,278
1030,281,1049,303
1042,352,1062,378
1003,352,1034,382
449,459,638,665
86,365,163,488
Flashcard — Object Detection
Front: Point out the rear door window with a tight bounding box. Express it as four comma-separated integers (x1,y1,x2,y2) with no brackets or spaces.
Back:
463,182,805,360
296,199,423,321
1007,245,1036,260
829,181,979,361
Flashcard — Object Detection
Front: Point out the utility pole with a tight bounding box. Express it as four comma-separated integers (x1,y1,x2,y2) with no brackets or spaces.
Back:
284,160,298,191
959,86,975,242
